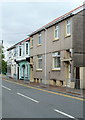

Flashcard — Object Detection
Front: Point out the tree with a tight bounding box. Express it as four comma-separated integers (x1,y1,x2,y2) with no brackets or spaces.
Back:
2,60,7,74
0,42,7,74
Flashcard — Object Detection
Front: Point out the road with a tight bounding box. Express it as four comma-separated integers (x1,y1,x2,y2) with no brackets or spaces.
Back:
2,80,84,119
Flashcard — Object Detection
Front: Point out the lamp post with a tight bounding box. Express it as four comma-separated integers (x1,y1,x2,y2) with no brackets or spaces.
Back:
0,40,3,120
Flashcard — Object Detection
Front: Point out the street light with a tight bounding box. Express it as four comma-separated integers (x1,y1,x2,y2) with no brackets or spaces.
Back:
0,40,3,120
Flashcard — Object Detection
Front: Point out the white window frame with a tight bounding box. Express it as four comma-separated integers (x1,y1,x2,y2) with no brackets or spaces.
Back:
66,20,71,35
37,55,42,70
54,25,59,39
31,37,33,47
52,52,61,70
38,33,42,45
16,46,18,57
14,64,16,74
14,48,16,57
18,45,23,57
26,42,28,55
23,43,25,55
19,46,22,56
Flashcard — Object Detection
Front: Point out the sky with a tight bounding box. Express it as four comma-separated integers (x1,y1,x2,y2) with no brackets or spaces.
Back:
0,0,84,51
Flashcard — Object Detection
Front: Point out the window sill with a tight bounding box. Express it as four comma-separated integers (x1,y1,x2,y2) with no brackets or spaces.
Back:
37,44,42,47
36,69,42,72
30,46,33,49
65,34,71,38
52,68,61,71
53,38,59,42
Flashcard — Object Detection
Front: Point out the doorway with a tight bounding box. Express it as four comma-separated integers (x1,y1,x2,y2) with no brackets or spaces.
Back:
75,67,80,89
17,67,19,79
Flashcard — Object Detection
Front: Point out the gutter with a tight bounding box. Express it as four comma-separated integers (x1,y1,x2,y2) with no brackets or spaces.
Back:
28,5,84,37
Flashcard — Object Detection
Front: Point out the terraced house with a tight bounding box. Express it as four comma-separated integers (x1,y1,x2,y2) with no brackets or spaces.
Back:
29,5,85,89
7,4,85,89
7,37,30,81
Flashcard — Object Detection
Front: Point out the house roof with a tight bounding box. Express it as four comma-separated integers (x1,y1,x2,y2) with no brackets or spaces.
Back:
7,4,85,51
29,4,84,36
7,37,30,51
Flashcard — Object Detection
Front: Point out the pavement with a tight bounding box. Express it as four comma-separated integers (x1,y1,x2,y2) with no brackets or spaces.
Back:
2,79,84,119
1,75,85,99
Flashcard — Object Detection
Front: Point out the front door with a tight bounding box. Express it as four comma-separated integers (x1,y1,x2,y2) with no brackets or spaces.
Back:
75,67,80,89
17,67,19,79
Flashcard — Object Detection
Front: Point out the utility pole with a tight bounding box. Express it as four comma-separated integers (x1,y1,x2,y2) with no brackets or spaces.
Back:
0,40,3,120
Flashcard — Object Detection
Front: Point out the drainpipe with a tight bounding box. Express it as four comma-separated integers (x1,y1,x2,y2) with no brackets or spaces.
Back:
44,28,47,85
0,40,3,120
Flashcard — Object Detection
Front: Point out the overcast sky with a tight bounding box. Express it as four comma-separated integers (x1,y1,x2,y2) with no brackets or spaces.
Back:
0,0,84,50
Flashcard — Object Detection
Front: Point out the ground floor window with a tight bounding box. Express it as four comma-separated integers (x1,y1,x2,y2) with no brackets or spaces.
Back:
37,55,42,69
52,51,61,69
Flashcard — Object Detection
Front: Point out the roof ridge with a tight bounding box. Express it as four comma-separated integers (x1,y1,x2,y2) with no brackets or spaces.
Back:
29,4,84,36
7,37,30,50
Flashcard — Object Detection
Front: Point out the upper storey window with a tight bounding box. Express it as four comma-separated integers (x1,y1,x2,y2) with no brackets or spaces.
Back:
26,42,28,55
19,46,22,56
38,33,42,45
66,20,71,35
31,37,33,47
14,48,16,57
54,25,59,40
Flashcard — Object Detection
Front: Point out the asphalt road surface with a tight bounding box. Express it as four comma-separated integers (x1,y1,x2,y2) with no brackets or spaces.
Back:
2,80,84,119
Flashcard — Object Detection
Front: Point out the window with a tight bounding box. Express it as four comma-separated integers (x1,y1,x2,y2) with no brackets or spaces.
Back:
19,46,22,56
66,20,71,35
31,37,33,47
54,25,59,39
14,64,16,74
52,52,61,69
38,33,42,44
16,46,18,57
14,48,16,57
37,55,42,69
26,43,28,54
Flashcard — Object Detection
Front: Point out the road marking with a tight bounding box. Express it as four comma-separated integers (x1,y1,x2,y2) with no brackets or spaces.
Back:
1,85,11,91
4,80,85,101
17,92,39,103
54,109,78,120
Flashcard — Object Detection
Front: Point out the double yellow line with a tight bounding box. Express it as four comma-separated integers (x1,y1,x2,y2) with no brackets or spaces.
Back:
4,79,85,101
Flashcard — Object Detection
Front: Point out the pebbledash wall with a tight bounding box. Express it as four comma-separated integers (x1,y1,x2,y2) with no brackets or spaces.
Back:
7,4,85,89
29,5,85,89
7,46,16,78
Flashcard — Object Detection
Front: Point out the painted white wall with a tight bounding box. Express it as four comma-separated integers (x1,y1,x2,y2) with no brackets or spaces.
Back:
7,48,17,78
80,67,85,89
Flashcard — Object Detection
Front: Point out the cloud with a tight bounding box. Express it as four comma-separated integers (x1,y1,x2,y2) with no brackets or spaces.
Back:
1,1,84,48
